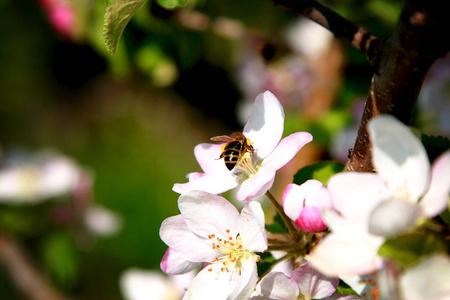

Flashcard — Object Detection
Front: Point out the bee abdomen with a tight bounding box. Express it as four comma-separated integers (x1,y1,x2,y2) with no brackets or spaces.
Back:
223,141,243,170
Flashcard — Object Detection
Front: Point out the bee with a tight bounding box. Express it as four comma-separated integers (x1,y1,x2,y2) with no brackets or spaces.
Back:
210,132,254,171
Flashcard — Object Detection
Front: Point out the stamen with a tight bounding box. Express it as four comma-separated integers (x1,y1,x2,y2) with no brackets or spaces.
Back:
207,231,256,276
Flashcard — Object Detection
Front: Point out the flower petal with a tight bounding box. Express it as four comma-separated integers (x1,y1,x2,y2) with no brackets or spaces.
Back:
283,180,331,232
178,191,240,239
291,262,338,299
400,254,450,300
368,115,430,203
421,150,450,218
159,215,217,263
161,248,200,275
194,143,228,175
228,257,259,300
296,206,328,232
238,201,268,253
120,268,178,300
243,91,285,159
308,231,384,277
326,295,362,300
183,263,237,300
236,166,276,201
327,172,390,222
368,199,422,237
255,272,299,300
172,172,238,195
262,132,313,171
282,183,305,221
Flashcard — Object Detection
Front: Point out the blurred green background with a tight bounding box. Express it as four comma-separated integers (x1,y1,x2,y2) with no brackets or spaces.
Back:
0,0,448,299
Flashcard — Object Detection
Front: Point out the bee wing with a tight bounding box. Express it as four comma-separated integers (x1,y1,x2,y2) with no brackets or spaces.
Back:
210,132,245,143
210,135,233,143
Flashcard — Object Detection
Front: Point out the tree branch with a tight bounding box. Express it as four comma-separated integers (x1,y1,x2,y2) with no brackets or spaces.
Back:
0,234,70,300
273,0,449,172
272,0,381,65
347,0,450,171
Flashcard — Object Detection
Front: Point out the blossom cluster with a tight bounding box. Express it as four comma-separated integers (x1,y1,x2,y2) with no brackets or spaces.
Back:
150,91,450,300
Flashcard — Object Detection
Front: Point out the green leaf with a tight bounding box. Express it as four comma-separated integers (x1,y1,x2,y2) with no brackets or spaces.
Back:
378,232,447,268
256,252,276,278
103,0,146,54
334,279,360,297
265,212,287,234
293,161,345,186
156,0,188,9
441,208,450,225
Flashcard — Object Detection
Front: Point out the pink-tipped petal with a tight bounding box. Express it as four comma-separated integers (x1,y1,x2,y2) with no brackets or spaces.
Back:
236,166,276,201
161,248,200,275
369,115,430,203
291,262,338,299
262,132,313,171
159,215,217,263
421,150,450,218
243,91,285,159
256,272,299,300
296,206,328,232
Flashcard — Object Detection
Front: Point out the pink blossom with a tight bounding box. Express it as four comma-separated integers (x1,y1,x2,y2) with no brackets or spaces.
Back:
282,180,332,232
173,91,312,201
159,191,267,299
308,115,450,277
39,0,76,38
254,262,349,300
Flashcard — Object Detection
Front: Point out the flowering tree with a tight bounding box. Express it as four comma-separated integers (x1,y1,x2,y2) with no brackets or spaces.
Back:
2,0,447,299
100,0,450,299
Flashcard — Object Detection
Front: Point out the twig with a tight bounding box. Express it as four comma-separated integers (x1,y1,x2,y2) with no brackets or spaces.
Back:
272,0,380,65
0,233,70,300
265,191,300,241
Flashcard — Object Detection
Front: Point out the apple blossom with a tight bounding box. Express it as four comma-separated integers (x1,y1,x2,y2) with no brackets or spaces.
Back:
83,204,122,236
308,115,450,277
173,91,313,201
159,190,268,299
399,254,450,300
253,262,358,300
366,115,450,237
282,180,332,232
120,268,196,300
39,0,77,39
0,150,84,203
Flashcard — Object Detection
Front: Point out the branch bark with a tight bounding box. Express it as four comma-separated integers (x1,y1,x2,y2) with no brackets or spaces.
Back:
347,0,450,171
274,0,450,172
0,234,70,300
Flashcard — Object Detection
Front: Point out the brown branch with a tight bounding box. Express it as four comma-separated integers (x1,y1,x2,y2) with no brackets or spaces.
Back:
347,0,450,171
272,0,381,65
273,0,449,172
0,233,71,300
